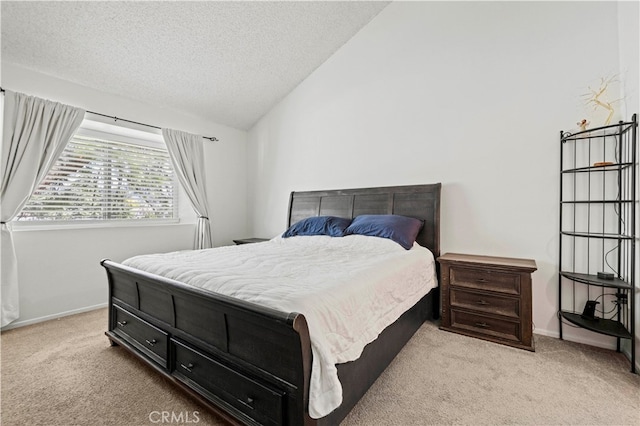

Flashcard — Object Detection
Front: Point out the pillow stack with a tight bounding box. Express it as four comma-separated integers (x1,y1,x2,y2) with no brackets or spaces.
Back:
282,214,424,250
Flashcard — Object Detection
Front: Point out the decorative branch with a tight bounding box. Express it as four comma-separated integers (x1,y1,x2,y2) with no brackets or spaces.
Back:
582,75,623,126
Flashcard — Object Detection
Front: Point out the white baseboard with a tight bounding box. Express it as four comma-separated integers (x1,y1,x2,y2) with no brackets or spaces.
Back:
533,327,560,339
0,303,108,331
534,327,617,350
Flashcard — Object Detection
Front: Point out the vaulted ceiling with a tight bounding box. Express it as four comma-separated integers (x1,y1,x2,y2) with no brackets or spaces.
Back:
1,1,389,130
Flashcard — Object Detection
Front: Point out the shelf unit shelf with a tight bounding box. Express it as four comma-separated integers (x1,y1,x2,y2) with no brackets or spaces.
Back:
561,200,633,204
558,114,637,374
562,162,633,173
560,311,632,339
560,231,633,240
559,271,632,290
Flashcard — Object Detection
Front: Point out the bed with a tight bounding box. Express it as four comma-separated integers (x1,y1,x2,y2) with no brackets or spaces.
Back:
102,183,441,425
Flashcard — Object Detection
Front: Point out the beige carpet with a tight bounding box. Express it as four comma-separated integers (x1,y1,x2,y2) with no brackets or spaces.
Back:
1,308,638,425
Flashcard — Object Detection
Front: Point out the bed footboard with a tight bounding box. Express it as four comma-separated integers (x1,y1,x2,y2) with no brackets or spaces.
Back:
102,259,313,426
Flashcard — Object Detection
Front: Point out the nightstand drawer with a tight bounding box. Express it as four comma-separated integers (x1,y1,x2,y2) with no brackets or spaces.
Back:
113,305,168,368
450,288,520,319
450,266,521,295
450,310,521,343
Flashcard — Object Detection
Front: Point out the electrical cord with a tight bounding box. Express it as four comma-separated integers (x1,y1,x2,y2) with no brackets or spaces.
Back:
593,293,619,315
599,301,619,315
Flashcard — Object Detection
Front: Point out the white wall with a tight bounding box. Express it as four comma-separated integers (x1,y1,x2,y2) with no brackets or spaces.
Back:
618,0,640,370
618,1,640,119
1,63,248,327
247,2,636,349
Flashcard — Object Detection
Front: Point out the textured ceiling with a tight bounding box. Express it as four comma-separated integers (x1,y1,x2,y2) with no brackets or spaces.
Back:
1,1,388,130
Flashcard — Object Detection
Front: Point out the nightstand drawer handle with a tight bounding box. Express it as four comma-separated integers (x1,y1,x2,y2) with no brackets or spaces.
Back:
477,278,488,283
475,322,490,328
145,338,157,346
117,320,128,327
476,300,489,306
180,363,194,373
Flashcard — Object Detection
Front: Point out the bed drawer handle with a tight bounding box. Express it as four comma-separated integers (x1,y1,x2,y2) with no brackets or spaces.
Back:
476,278,488,283
145,339,157,346
238,396,255,410
475,322,490,328
476,300,489,306
180,363,194,373
117,320,128,327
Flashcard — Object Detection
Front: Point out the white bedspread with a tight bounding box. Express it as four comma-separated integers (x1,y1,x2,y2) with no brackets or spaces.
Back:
122,234,437,418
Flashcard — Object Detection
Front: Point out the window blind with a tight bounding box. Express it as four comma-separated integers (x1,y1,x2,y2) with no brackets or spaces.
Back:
17,134,177,222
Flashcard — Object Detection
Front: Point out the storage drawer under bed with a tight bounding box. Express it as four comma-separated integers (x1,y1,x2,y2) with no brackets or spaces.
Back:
171,338,284,426
112,305,169,368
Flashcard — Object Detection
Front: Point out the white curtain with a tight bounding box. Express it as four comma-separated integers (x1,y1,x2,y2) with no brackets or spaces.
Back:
162,128,212,249
1,91,85,326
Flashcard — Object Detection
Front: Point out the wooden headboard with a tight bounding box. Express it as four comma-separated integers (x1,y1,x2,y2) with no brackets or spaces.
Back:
287,183,441,257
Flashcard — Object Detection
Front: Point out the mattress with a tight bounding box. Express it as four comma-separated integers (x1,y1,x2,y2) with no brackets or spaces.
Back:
123,234,437,418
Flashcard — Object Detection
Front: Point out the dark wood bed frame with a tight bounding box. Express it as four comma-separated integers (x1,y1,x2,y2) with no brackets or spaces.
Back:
102,183,441,425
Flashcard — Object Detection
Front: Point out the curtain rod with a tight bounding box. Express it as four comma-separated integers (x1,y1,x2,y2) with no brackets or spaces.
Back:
0,87,219,142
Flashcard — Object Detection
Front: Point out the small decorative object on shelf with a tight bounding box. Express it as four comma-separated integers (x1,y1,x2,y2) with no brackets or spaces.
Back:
582,74,623,126
577,119,590,132
558,114,637,373
593,161,614,167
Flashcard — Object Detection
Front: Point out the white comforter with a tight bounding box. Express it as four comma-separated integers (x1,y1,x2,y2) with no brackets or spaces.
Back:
122,234,437,418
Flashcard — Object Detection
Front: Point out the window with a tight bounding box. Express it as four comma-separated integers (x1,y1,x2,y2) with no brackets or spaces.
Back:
16,119,178,223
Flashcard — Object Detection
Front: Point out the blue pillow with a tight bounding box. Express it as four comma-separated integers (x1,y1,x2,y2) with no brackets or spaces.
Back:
345,214,424,249
282,216,352,238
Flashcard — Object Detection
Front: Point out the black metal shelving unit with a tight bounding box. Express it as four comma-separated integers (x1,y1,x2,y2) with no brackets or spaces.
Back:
559,114,637,373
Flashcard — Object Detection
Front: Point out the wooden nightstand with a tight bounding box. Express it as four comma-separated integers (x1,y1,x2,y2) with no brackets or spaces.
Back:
233,238,269,245
437,253,537,351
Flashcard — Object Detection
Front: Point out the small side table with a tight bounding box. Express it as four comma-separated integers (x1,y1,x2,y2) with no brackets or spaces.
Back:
233,238,269,245
437,252,537,351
